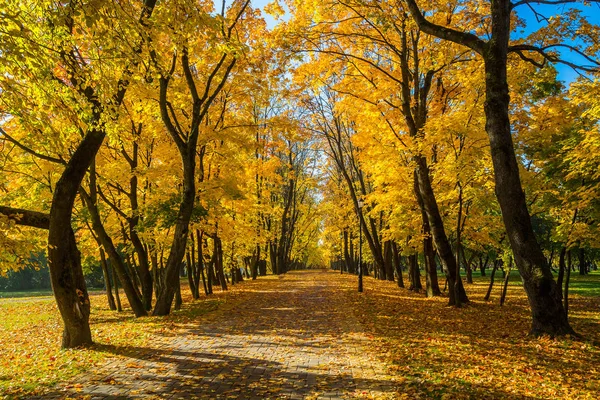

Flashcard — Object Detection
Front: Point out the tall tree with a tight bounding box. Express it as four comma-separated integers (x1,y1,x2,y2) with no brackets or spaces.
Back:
405,0,599,335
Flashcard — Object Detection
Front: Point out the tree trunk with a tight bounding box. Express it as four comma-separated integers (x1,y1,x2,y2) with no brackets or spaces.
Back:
186,251,197,299
557,246,567,299
251,244,260,280
189,231,199,299
564,249,572,319
47,226,93,348
414,166,465,304
408,254,422,292
392,242,404,288
194,229,203,297
482,0,572,336
405,0,573,336
214,236,228,291
48,130,108,348
197,230,208,295
423,231,441,297
80,189,147,317
152,155,196,316
484,260,500,301
483,44,572,334
206,247,216,295
383,241,395,282
174,274,182,311
99,248,117,311
130,230,153,311
500,260,512,306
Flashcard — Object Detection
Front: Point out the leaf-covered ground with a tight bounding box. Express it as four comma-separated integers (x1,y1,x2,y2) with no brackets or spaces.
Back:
342,271,600,399
1,270,599,399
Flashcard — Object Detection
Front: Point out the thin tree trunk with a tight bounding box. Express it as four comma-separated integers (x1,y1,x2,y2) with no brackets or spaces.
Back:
80,188,147,317
408,254,422,292
564,249,572,319
215,237,227,291
423,233,441,297
100,248,117,311
484,260,499,302
197,229,208,295
112,263,123,312
557,247,567,299
186,251,197,299
392,241,405,288
414,167,465,304
500,259,512,306
384,241,395,282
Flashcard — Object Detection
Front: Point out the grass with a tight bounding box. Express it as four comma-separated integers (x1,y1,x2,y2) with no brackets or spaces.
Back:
0,290,54,299
462,268,600,297
0,287,105,299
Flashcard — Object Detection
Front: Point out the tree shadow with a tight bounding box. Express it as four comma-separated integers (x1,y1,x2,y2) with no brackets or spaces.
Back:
33,341,542,400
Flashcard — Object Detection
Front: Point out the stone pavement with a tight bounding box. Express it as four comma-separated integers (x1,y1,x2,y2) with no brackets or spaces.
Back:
38,271,399,399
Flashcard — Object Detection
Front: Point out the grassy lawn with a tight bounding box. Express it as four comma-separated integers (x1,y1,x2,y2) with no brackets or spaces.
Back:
463,268,600,297
0,290,54,299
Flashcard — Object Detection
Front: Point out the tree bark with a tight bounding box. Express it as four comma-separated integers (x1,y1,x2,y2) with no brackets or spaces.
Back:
408,254,422,292
152,154,196,315
383,241,395,282
484,260,500,302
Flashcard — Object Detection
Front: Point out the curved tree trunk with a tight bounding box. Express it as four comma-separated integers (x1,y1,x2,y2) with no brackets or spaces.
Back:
47,129,108,348
80,188,147,317
414,166,465,304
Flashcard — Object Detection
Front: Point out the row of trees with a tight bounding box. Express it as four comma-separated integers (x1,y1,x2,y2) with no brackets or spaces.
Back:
280,0,600,337
0,0,322,348
1,0,599,348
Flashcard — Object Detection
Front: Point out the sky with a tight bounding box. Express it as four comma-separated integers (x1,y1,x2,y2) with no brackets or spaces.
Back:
228,1,599,84
514,2,600,84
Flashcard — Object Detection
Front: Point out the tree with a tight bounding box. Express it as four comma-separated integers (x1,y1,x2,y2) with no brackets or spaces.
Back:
405,0,599,335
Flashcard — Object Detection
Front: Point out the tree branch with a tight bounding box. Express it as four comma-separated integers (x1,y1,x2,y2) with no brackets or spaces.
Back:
0,206,49,229
404,0,486,54
0,127,66,165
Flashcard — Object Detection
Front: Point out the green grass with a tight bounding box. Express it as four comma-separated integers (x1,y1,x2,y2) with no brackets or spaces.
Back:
465,268,600,297
0,289,54,299
0,287,105,299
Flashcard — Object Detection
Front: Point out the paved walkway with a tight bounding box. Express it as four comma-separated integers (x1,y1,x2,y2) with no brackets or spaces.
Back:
39,271,398,399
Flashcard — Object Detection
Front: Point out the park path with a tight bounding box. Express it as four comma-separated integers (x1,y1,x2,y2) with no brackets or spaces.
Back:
40,271,398,399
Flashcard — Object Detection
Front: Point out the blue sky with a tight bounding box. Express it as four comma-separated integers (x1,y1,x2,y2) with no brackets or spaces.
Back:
245,1,598,83
515,2,600,83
